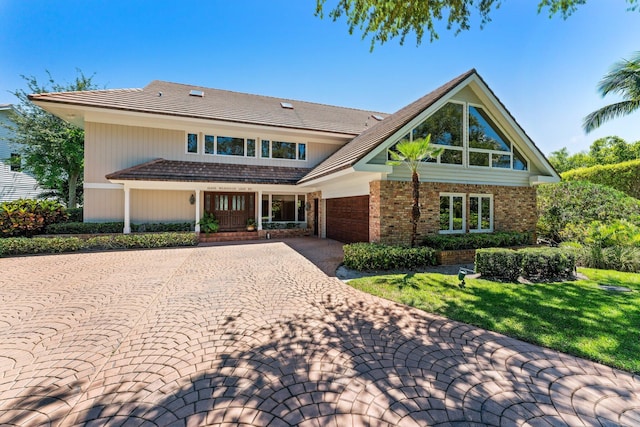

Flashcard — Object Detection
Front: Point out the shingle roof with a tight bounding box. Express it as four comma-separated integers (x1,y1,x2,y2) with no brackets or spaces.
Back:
106,159,311,185
29,81,386,135
299,69,477,184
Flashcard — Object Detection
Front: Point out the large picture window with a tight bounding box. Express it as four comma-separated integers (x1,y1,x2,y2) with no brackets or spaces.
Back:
387,102,529,170
261,194,307,223
440,194,465,234
469,195,493,232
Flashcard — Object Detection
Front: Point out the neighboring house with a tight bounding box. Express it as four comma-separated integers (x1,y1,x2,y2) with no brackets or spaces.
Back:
0,104,42,202
29,69,559,245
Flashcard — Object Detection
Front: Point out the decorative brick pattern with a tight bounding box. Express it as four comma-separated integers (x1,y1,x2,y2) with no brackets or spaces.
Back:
370,181,537,247
1,241,639,426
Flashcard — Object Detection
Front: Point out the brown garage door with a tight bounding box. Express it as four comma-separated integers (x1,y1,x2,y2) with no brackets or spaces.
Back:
326,196,369,243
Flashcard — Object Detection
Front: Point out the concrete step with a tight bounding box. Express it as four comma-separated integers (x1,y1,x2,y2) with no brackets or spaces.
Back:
199,231,260,243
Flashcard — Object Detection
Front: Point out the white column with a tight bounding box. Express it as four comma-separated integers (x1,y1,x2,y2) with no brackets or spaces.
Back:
194,189,201,233
257,190,263,230
123,186,131,234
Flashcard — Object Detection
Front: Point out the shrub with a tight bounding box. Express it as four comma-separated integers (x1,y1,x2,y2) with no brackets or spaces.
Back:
476,247,575,282
562,159,640,199
475,248,522,282
0,199,68,237
45,222,124,234
537,181,640,243
65,208,83,223
421,231,533,250
45,221,195,234
0,232,197,257
518,248,576,281
0,237,83,256
199,212,219,234
343,243,437,271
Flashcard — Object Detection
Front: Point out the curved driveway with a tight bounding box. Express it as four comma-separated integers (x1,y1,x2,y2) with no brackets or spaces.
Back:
1,240,639,426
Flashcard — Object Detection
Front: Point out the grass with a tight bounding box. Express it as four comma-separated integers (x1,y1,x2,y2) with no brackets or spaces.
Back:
347,267,640,374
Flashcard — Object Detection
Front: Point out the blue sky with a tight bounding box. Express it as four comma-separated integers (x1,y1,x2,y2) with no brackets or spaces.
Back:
1,1,639,156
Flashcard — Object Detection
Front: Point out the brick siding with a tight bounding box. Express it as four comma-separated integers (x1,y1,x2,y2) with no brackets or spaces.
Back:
369,181,537,247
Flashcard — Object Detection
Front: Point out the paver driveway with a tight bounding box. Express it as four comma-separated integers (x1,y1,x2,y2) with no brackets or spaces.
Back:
1,240,639,426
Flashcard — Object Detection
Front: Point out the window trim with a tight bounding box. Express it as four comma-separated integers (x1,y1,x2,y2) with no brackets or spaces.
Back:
469,193,494,233
439,192,466,234
261,193,308,223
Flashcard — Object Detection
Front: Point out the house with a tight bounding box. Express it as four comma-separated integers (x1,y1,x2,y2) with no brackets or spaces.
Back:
29,69,559,245
0,104,43,202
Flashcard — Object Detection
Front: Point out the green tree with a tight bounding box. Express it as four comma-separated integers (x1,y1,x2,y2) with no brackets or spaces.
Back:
547,147,593,173
589,136,640,164
315,0,638,49
387,136,443,247
584,52,640,133
6,71,99,208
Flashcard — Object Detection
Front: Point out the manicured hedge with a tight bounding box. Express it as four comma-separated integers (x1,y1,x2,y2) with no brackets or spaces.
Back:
562,159,640,199
475,247,575,282
421,231,533,251
343,243,437,271
45,221,194,234
0,232,197,257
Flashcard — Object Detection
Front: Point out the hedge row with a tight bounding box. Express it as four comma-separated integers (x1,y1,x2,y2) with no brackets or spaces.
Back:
343,243,437,271
562,159,640,199
421,231,533,251
0,232,198,257
1,199,68,237
475,247,576,282
45,221,194,234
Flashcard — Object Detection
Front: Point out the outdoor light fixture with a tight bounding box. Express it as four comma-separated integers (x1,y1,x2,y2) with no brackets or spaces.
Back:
189,194,196,205
458,269,467,288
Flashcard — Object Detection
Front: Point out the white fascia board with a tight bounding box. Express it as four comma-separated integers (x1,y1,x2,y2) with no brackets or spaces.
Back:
529,175,560,186
84,182,123,189
353,163,393,173
318,171,384,199
296,167,355,188
107,179,303,193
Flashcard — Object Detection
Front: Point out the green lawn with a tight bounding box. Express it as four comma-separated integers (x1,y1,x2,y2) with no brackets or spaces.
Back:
347,267,640,374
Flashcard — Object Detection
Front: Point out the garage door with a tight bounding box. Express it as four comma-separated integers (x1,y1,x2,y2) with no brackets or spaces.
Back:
326,196,369,243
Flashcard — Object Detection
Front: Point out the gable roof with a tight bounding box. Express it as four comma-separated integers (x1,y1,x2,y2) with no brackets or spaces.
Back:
106,159,311,185
299,69,476,184
29,81,386,136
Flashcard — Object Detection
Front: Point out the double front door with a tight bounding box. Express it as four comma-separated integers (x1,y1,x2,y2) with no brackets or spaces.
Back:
205,192,255,231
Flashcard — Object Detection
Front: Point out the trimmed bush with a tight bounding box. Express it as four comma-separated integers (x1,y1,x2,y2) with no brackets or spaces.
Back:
562,159,640,199
422,231,533,250
45,221,194,234
65,208,83,223
343,243,437,271
519,248,575,281
0,199,68,237
0,232,197,257
476,247,576,282
475,248,522,282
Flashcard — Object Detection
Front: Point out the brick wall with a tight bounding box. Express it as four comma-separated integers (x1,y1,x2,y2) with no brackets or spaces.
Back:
307,191,322,237
369,181,537,246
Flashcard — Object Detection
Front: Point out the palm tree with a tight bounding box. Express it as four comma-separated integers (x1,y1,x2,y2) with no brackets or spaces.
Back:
387,136,443,247
584,51,640,133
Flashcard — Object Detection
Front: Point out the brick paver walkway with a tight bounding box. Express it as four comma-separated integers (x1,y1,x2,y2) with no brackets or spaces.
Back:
1,241,639,426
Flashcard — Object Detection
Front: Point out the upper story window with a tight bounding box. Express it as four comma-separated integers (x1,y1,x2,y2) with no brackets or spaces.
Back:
186,133,198,154
388,102,528,171
260,140,306,161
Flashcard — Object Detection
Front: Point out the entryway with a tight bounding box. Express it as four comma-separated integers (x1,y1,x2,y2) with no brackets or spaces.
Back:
205,192,254,231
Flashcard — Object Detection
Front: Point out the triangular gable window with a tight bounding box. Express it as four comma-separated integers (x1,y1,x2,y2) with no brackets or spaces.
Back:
388,102,528,171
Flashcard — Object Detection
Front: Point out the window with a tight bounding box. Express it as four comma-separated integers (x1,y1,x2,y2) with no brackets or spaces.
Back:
187,133,198,154
440,194,465,234
262,194,307,222
387,102,529,170
260,140,306,161
10,153,21,172
469,195,493,232
217,136,245,156
204,135,215,154
247,139,256,157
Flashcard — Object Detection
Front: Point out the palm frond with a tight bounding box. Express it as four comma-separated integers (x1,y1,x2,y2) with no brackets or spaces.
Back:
583,100,640,133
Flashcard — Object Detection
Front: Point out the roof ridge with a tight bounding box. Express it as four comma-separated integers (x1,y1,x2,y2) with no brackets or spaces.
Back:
146,80,389,116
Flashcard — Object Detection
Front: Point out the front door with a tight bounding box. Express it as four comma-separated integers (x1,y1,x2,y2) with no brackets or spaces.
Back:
205,192,254,231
